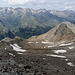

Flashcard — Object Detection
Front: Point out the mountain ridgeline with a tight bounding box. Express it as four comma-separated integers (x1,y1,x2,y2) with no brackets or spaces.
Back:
0,7,75,40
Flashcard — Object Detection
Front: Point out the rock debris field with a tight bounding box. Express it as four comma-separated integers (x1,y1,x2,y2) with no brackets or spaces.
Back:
0,37,75,75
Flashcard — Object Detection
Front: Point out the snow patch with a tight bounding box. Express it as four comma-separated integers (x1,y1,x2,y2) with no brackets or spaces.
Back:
43,58,46,60
59,42,73,46
48,46,54,48
18,53,23,55
42,41,54,44
10,44,26,52
46,54,66,58
50,11,54,14
44,47,46,48
28,42,38,44
13,43,21,48
36,42,38,43
5,48,7,50
53,50,67,54
28,42,32,43
67,62,74,66
9,53,15,56
69,46,75,49
65,59,69,61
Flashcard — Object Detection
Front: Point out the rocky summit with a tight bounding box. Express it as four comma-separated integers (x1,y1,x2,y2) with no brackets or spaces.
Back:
0,22,75,75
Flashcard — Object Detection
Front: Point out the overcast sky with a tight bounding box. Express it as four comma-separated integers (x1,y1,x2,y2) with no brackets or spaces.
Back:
0,0,75,11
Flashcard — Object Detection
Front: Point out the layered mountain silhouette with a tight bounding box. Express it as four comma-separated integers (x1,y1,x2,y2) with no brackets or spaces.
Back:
29,21,75,42
0,7,75,39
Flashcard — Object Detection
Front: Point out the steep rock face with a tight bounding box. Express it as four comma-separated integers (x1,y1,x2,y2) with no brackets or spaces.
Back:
29,22,75,42
0,20,15,40
0,20,8,34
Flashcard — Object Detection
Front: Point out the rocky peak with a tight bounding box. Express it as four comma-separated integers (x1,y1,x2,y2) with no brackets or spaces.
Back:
55,22,75,35
54,22,75,41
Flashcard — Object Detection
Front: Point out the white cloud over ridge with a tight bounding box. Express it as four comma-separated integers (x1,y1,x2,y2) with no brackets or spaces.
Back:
0,0,75,11
1,0,46,5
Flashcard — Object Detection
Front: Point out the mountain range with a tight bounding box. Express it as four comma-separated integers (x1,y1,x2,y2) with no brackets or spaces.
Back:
0,7,75,40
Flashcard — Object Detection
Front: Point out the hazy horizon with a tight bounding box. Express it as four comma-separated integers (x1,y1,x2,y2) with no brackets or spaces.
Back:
0,0,75,11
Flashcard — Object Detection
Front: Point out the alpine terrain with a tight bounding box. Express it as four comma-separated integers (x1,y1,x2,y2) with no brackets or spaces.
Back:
0,21,75,75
